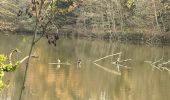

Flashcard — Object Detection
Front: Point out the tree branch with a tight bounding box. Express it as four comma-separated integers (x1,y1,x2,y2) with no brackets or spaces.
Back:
34,32,45,44
94,63,121,75
93,52,121,63
8,49,20,65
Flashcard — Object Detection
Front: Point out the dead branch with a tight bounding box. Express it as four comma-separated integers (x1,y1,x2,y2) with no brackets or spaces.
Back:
158,60,170,67
94,63,121,76
8,49,21,65
111,53,132,71
18,56,29,64
94,52,131,72
48,63,71,65
93,52,121,63
145,59,170,73
119,59,132,62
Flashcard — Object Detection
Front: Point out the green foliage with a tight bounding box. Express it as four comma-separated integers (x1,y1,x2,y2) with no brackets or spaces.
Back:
55,0,73,9
50,0,77,15
127,0,135,9
0,54,19,90
0,55,7,63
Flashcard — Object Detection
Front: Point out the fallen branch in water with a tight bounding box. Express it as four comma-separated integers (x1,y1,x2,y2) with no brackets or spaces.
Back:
145,58,170,73
162,67,170,74
119,59,132,63
18,56,29,64
94,52,131,72
93,52,121,63
158,59,170,73
111,53,132,72
48,63,71,65
94,63,121,76
158,60,170,67
18,55,39,65
144,58,163,71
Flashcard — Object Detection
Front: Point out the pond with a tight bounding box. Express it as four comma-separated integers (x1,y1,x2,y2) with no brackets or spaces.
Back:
0,34,170,100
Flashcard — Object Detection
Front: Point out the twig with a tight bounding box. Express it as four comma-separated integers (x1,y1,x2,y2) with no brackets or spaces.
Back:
93,52,121,63
34,33,45,44
19,1,57,99
94,63,121,76
19,6,39,99
34,20,51,44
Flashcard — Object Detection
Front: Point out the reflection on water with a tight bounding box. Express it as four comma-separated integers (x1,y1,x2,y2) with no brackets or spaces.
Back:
0,34,170,100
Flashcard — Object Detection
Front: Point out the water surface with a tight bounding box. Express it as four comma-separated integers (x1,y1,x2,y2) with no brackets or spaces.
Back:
0,34,170,100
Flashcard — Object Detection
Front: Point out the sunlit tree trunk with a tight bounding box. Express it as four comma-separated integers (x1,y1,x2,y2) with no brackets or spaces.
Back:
152,0,161,32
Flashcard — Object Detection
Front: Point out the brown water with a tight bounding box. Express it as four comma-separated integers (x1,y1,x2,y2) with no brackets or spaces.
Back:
0,34,170,100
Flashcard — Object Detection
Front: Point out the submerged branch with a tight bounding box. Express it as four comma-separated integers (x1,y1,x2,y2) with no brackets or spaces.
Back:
119,59,132,62
18,56,29,64
153,58,163,64
48,63,71,65
158,60,170,67
94,63,121,76
145,59,170,73
93,52,121,63
94,52,131,72
162,67,170,74
152,65,162,71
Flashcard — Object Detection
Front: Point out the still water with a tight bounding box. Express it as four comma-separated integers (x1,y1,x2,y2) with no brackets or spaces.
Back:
0,34,170,100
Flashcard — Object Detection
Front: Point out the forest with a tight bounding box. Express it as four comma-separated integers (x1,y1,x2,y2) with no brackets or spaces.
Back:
0,0,170,100
1,0,170,43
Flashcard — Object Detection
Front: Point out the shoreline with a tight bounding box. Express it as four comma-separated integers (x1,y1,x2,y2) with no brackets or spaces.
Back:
1,30,170,46
59,31,170,45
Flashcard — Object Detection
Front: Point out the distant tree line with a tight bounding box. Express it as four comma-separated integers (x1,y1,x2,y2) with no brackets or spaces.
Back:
74,0,170,35
0,0,170,36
